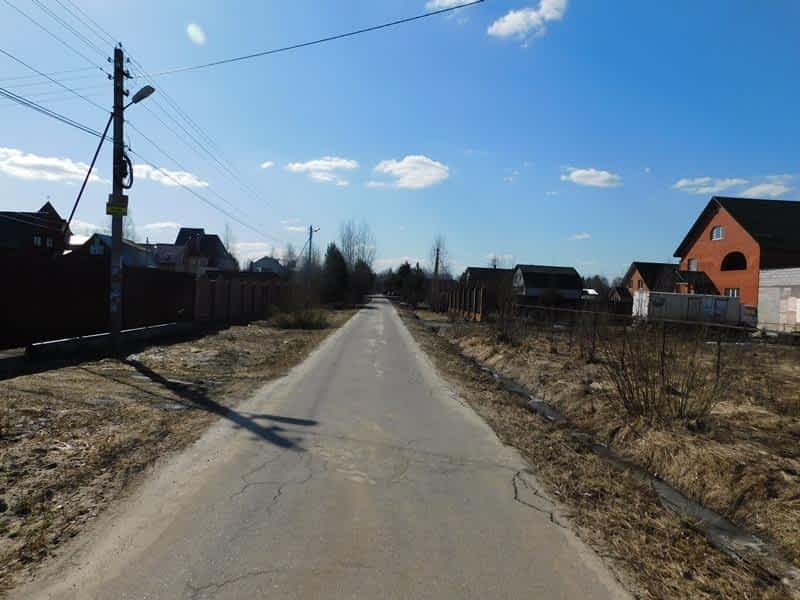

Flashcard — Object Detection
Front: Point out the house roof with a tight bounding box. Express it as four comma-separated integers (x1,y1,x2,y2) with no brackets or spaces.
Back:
624,261,678,290
82,233,148,252
252,256,285,273
624,261,719,294
610,286,632,301
175,227,205,246
674,196,800,257
0,202,70,246
464,267,512,284
152,243,186,264
513,264,583,290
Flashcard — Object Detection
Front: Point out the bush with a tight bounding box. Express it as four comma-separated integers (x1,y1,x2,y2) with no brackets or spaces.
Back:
601,323,736,423
272,309,329,330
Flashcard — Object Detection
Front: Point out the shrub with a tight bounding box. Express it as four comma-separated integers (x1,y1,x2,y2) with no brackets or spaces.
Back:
601,323,736,423
272,309,329,330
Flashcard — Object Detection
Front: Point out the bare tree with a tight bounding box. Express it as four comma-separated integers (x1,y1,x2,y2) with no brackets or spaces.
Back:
339,220,376,269
223,223,235,253
283,243,298,271
110,210,137,241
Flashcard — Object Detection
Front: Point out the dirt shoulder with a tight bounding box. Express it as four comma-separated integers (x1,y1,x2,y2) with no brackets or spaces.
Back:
0,310,354,594
399,308,792,599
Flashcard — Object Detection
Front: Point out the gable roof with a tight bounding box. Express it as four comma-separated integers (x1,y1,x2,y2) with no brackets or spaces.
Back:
464,267,512,284
175,227,205,246
624,261,678,290
675,196,800,257
513,264,583,290
0,202,70,248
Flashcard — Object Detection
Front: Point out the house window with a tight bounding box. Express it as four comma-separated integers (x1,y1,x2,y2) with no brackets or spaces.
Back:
711,225,725,240
637,279,644,289
687,258,698,271
721,251,746,271
33,235,43,247
46,237,53,248
724,288,740,298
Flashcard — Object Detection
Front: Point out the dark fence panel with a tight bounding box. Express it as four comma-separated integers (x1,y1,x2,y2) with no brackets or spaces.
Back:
122,267,196,329
0,255,109,349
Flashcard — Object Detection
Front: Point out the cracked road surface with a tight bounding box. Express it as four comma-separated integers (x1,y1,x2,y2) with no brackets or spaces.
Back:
19,298,628,600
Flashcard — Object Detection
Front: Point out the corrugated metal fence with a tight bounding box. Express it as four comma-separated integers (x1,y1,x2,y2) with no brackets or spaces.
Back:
0,255,287,350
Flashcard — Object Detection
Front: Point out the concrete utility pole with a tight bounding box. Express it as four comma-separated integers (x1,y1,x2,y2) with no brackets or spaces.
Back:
107,46,129,351
432,246,440,311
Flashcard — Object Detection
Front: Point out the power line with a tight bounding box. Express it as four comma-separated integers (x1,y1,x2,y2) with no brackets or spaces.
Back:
29,0,108,59
128,149,285,246
0,0,108,73
0,66,95,82
0,47,108,113
0,85,104,137
59,0,118,47
127,60,269,211
140,0,485,77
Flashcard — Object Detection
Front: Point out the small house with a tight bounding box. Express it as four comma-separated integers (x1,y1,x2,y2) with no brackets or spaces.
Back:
0,202,70,257
511,264,583,304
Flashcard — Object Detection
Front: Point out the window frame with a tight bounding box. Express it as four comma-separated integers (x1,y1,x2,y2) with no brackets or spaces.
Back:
724,288,740,298
687,258,698,272
33,234,43,247
711,225,725,241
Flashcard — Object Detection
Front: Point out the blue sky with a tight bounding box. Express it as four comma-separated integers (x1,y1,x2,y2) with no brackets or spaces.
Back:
1,0,799,278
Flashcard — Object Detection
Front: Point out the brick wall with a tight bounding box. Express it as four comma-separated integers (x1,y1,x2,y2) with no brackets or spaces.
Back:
677,206,760,306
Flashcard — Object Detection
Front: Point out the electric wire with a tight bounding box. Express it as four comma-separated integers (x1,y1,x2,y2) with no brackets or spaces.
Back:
29,0,108,59
128,148,285,245
140,0,485,77
0,85,104,137
0,0,108,73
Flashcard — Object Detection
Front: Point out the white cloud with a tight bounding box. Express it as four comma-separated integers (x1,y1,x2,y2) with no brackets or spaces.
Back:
374,256,425,270
143,222,181,231
644,166,652,174
0,146,106,184
486,252,514,266
672,176,748,195
70,219,108,238
545,191,558,196
569,232,591,240
260,161,275,169
285,225,306,233
504,168,520,183
741,175,794,198
134,164,209,188
186,23,207,46
488,0,567,40
232,241,284,264
285,156,358,187
426,0,466,8
561,167,621,188
370,155,449,190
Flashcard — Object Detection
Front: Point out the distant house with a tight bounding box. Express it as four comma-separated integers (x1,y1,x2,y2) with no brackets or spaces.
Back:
511,264,583,303
674,196,800,306
623,261,717,297
462,266,512,289
0,202,70,257
71,233,153,267
249,255,286,277
152,227,238,275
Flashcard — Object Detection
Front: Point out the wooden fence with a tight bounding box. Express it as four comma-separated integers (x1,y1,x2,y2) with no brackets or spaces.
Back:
448,286,487,321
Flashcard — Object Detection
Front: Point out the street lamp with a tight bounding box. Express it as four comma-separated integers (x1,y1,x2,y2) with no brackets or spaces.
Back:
126,85,156,109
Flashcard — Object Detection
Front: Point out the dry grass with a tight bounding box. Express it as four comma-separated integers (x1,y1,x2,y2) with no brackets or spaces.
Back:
442,318,800,572
0,310,354,595
400,310,796,599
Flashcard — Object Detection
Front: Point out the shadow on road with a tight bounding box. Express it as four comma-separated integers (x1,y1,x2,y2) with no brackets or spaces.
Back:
118,358,315,451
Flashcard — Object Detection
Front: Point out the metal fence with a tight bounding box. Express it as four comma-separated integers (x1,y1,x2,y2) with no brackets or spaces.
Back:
0,255,288,350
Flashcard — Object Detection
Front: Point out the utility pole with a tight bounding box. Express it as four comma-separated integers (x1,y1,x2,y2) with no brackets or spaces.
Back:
107,46,130,351
305,225,319,307
432,245,440,311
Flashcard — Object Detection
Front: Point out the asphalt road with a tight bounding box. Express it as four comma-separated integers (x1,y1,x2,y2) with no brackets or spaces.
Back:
20,298,628,599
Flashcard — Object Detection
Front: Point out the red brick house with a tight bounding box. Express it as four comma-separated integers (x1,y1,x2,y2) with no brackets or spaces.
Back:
673,197,800,307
